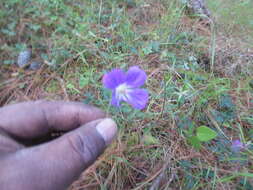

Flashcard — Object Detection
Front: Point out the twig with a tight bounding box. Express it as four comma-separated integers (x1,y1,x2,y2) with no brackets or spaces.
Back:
133,168,163,190
205,108,229,139
56,77,69,101
0,78,16,88
149,148,175,190
149,171,166,190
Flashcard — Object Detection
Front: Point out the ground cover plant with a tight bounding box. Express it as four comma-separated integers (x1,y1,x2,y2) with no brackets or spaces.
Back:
0,0,253,189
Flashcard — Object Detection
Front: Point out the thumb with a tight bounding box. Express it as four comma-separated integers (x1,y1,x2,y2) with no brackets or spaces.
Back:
0,118,117,190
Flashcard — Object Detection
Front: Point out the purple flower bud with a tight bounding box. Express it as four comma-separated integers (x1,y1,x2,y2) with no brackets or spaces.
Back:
231,140,245,152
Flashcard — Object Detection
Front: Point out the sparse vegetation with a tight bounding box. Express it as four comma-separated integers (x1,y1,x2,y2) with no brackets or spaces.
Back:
0,0,253,189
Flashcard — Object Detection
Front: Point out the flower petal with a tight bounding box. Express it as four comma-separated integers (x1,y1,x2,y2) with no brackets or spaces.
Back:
231,139,244,152
111,90,122,107
126,66,147,88
125,89,148,110
103,69,126,89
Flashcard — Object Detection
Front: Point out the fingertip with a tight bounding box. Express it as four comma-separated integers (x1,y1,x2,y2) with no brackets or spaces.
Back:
95,118,117,146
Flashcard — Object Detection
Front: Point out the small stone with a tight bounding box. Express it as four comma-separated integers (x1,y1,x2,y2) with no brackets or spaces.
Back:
17,49,32,68
187,0,211,18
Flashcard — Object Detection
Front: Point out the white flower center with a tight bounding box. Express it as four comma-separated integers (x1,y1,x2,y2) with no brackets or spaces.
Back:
115,83,132,101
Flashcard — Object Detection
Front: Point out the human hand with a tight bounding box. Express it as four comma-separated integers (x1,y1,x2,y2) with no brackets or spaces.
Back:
0,101,117,190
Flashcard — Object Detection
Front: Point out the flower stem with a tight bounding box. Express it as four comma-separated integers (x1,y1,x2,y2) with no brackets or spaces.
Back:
106,94,112,117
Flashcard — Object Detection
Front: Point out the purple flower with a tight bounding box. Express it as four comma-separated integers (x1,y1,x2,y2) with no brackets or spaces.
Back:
103,66,148,110
231,140,245,152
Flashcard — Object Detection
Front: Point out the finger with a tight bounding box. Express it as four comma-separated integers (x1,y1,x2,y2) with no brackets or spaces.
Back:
0,118,117,190
0,100,105,139
0,129,24,155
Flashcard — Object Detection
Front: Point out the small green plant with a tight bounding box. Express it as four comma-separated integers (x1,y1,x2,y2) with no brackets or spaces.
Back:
188,125,218,150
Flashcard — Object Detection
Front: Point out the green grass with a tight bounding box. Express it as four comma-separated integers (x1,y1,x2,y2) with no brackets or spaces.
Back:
1,0,253,189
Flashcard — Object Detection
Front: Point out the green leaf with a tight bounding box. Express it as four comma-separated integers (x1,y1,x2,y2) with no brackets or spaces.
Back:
79,75,89,88
66,83,80,94
143,132,159,145
3,60,15,65
219,94,235,110
196,126,217,142
142,46,153,55
188,136,201,150
218,172,253,183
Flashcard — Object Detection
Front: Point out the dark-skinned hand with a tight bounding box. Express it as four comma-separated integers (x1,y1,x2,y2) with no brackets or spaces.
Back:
0,100,117,190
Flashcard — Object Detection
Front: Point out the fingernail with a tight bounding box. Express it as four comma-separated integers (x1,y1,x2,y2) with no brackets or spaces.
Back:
96,118,117,145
